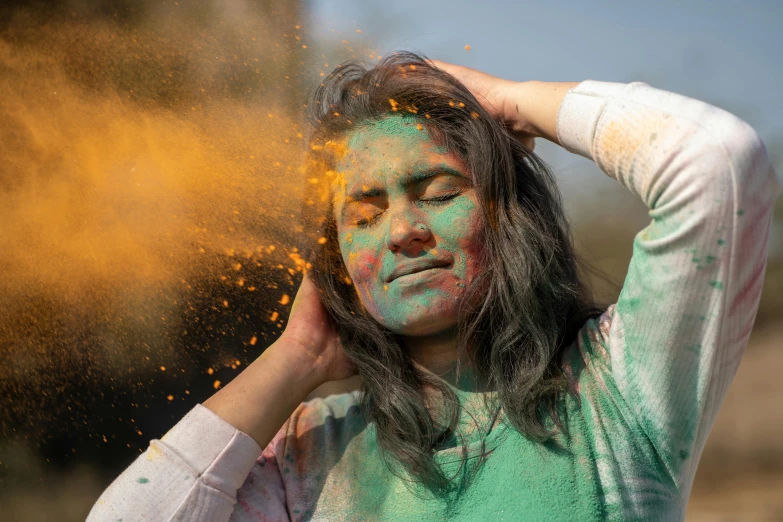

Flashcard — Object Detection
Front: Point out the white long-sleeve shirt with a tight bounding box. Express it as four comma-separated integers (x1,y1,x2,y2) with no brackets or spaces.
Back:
88,80,779,521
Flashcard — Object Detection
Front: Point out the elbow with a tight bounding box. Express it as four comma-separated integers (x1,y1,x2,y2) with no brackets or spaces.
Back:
733,125,780,207
706,112,777,190
693,112,780,211
656,117,779,221
725,120,769,171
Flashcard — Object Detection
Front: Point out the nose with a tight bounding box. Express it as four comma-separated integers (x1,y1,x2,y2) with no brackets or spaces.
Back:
386,206,432,253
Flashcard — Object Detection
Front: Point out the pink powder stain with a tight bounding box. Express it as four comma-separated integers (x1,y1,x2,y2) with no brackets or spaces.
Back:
237,497,266,518
729,254,765,337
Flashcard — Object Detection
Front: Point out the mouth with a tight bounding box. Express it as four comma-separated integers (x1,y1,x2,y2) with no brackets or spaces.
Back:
387,259,451,283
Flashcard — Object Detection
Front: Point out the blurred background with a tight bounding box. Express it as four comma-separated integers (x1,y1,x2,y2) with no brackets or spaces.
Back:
0,1,780,520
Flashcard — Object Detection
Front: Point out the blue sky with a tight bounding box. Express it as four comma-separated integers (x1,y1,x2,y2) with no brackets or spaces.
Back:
309,0,783,253
310,0,783,162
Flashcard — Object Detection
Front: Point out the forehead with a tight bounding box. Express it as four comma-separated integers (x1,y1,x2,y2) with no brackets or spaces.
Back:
335,115,462,188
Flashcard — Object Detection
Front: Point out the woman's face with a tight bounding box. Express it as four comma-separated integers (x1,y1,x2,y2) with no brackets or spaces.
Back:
333,115,484,337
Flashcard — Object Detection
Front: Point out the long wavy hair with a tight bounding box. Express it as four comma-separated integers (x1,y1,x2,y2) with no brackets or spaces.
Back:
306,52,600,492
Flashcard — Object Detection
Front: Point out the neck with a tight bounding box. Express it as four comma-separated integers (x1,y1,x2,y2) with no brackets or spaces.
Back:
403,327,489,392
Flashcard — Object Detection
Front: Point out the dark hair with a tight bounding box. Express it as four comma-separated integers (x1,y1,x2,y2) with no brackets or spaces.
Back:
305,52,600,492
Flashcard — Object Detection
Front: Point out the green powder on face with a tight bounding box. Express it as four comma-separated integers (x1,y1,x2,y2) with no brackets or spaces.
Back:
709,281,724,290
337,114,479,334
346,114,429,150
137,477,149,484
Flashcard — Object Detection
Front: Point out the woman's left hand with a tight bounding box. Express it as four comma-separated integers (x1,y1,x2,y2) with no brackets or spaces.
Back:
431,59,578,147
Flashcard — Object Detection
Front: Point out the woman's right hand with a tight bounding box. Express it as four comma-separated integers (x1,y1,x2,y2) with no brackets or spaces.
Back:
279,274,356,383
203,274,354,446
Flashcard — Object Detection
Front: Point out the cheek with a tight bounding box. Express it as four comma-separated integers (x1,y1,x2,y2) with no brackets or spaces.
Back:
347,251,378,285
462,210,485,258
433,198,484,278
339,233,383,300
459,232,484,282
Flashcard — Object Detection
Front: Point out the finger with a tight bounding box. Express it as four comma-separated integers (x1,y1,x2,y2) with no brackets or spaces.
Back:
430,60,505,117
291,273,316,312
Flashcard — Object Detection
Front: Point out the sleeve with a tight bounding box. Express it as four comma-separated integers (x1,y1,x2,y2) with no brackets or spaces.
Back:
86,404,267,522
556,81,780,485
232,421,292,521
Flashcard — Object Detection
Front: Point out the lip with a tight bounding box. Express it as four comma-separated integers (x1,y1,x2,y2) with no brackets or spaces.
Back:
386,258,452,283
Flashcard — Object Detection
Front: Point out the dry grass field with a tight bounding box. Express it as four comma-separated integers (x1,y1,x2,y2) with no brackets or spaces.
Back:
687,324,783,521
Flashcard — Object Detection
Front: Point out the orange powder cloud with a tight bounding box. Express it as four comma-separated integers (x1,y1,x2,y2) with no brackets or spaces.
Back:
0,10,320,396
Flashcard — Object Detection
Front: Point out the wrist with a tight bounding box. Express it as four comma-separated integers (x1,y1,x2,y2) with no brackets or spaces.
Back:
268,334,331,391
502,81,541,137
505,81,580,144
202,336,328,445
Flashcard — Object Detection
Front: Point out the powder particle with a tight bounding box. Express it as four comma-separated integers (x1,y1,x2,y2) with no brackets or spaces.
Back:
249,336,257,346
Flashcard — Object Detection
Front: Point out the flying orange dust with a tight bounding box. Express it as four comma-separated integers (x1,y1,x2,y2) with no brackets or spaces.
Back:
0,5,329,409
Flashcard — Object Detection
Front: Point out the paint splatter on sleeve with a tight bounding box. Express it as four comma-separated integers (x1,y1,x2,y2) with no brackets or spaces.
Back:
87,404,264,521
557,81,780,488
232,422,291,521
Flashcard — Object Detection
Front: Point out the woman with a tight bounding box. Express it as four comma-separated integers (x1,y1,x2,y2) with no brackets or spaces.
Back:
88,53,778,521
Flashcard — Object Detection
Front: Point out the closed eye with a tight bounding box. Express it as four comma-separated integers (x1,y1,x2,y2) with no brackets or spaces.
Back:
355,212,383,228
420,190,462,205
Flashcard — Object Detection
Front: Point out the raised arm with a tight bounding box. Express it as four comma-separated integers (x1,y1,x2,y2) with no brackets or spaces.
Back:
88,277,355,521
436,62,780,484
556,80,778,482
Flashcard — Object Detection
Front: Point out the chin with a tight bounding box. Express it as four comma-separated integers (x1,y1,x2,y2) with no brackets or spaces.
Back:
374,303,460,338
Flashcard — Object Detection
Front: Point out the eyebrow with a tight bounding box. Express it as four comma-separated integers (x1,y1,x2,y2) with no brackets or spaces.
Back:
404,166,469,189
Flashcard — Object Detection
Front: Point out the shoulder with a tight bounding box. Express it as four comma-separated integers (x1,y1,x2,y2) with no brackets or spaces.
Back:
262,391,366,465
298,390,364,424
284,391,366,446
